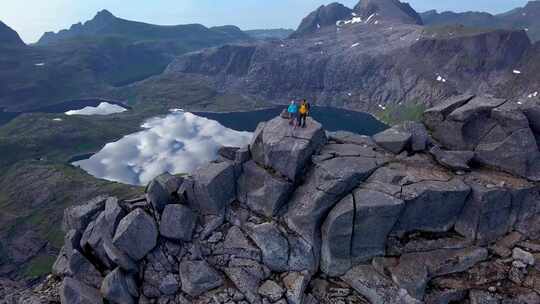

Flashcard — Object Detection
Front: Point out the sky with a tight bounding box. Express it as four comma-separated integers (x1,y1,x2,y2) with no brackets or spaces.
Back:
0,0,531,43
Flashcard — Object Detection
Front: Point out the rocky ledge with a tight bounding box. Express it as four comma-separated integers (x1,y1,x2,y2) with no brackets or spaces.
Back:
26,95,540,304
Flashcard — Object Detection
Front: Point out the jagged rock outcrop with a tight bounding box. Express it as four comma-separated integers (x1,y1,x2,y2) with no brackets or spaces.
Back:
425,94,540,181
354,0,423,25
49,98,540,304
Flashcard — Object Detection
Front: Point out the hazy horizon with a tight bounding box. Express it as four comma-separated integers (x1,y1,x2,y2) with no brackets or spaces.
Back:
1,0,531,43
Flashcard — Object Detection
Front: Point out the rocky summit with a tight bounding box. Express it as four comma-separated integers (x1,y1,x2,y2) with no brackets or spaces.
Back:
15,94,540,304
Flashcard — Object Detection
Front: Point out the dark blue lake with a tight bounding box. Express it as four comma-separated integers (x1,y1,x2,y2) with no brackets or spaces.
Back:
195,106,388,135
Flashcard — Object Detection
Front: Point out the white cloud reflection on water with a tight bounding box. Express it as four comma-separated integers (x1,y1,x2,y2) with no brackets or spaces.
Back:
65,102,128,116
73,111,252,186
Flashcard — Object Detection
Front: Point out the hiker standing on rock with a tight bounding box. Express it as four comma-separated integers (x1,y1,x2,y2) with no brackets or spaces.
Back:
299,99,310,128
288,100,298,127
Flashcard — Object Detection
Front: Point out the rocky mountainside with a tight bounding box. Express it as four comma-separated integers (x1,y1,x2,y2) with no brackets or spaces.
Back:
0,21,25,47
244,29,295,40
420,10,501,31
17,94,540,304
0,37,169,111
161,0,532,113
0,12,253,111
37,10,251,48
496,41,540,100
421,1,540,42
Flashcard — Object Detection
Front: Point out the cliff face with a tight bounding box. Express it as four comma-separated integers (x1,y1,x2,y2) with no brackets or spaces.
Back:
151,0,540,113
496,41,540,99
41,94,540,304
166,22,530,112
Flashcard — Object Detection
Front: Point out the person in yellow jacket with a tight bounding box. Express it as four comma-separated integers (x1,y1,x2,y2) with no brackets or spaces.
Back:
298,99,310,128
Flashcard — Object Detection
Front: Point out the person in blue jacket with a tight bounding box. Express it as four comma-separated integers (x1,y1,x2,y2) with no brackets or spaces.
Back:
287,100,298,127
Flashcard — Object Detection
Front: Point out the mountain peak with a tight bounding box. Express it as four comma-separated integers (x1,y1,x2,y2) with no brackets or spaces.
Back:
96,9,115,18
0,21,25,46
354,0,423,25
92,9,116,23
290,2,353,38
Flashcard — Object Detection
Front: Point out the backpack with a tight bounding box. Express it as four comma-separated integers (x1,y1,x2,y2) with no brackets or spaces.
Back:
299,104,308,114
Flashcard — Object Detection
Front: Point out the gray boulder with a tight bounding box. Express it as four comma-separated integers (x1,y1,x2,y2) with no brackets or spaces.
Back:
316,141,390,163
60,277,103,304
424,95,501,151
222,226,261,260
146,173,183,212
393,177,470,236
320,194,354,277
237,160,293,217
389,248,487,299
287,234,317,273
159,204,197,242
424,95,540,180
53,249,103,289
250,116,327,181
364,158,470,236
159,274,180,295
327,131,376,146
187,161,236,215
511,185,540,236
179,260,223,297
373,127,412,154
423,94,475,125
429,146,474,171
285,155,380,254
101,268,136,304
52,230,82,275
351,189,405,263
475,127,540,180
282,272,311,304
103,240,138,273
389,256,429,300
224,267,263,304
113,209,158,261
469,290,499,304
79,197,125,269
258,280,284,302
63,196,107,232
235,146,251,163
456,176,513,245
342,265,418,304
392,247,488,282
447,96,507,122
218,146,240,161
395,121,429,152
247,222,289,272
